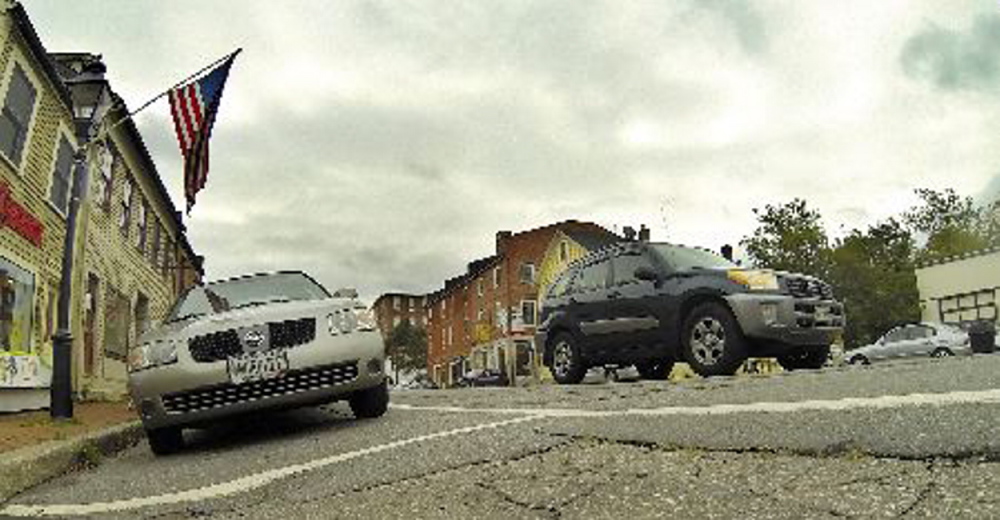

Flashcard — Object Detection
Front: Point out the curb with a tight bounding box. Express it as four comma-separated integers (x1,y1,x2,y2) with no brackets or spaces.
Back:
0,420,144,503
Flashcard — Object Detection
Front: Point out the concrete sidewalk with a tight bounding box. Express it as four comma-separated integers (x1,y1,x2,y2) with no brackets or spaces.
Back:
0,402,143,502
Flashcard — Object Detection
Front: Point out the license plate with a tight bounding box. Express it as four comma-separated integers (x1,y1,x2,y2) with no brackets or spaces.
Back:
815,306,831,321
227,349,289,385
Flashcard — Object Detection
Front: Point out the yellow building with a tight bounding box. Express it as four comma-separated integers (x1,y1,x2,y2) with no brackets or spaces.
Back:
0,5,203,411
916,246,999,325
0,2,82,411
52,53,204,400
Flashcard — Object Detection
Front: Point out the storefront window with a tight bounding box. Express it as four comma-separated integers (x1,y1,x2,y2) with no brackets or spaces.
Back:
0,257,34,353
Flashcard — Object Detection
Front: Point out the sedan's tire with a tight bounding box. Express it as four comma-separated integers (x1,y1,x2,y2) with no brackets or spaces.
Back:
931,348,954,358
550,333,587,385
349,380,389,419
777,346,831,371
146,426,184,456
636,358,674,380
681,302,748,377
848,355,869,365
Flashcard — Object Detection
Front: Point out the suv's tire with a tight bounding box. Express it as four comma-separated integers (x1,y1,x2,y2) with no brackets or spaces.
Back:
777,346,830,371
636,358,674,380
681,302,748,377
349,380,389,419
550,333,587,384
146,426,184,456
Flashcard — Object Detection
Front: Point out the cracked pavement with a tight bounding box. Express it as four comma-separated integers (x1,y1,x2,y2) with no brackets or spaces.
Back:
3,354,1000,518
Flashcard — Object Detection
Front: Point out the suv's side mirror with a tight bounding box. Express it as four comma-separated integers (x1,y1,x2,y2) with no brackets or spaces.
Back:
634,266,659,283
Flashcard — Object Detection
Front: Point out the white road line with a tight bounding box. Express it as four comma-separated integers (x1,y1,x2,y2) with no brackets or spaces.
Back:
0,415,539,518
390,387,1000,417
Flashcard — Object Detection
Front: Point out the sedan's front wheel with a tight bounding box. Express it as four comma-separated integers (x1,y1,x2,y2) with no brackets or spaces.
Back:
349,380,389,419
146,426,184,456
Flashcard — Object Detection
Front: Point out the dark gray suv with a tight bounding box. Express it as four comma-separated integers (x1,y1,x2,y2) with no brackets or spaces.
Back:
535,242,845,383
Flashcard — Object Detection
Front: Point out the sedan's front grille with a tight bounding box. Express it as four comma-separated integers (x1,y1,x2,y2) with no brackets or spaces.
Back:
161,362,359,415
785,277,834,299
188,330,241,363
270,318,316,349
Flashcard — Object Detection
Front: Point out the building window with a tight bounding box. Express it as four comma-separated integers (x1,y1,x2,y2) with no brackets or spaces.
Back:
521,300,537,326
477,279,484,297
393,296,400,310
477,308,484,321
162,239,174,277
0,64,37,166
493,267,502,289
134,292,150,338
135,198,147,252
0,257,34,353
559,240,569,262
150,219,161,267
119,176,133,237
94,142,114,210
103,286,130,360
48,135,75,215
393,316,400,328
519,263,536,285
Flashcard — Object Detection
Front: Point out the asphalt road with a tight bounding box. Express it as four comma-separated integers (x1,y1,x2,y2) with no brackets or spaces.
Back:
3,354,1000,519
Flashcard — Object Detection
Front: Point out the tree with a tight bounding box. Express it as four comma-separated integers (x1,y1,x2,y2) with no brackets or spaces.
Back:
828,218,920,347
904,188,990,263
740,198,833,279
384,320,427,383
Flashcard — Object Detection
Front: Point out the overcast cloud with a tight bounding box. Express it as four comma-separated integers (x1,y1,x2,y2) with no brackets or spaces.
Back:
24,0,1000,301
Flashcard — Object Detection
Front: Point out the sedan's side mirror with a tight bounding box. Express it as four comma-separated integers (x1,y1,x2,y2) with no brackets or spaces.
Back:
634,266,659,283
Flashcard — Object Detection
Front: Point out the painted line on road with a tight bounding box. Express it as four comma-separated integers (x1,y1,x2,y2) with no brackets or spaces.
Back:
390,387,1000,417
0,415,539,518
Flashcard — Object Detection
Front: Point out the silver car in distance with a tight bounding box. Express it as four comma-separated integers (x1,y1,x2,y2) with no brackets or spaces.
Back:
127,271,387,455
843,322,970,366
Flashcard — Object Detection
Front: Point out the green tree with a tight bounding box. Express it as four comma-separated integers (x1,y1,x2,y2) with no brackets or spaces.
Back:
904,188,990,263
740,198,833,279
384,320,427,382
829,218,920,347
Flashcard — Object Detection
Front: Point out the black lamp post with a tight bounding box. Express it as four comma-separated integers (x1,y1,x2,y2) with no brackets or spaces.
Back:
49,149,90,420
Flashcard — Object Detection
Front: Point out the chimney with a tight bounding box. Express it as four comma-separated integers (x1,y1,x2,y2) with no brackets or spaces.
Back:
638,224,650,242
622,226,636,241
721,244,734,261
496,231,512,255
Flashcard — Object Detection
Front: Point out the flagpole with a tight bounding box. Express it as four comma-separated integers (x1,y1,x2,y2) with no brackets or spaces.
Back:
97,48,242,141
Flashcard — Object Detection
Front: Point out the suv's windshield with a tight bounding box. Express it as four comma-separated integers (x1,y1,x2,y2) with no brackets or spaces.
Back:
649,244,737,272
166,272,330,322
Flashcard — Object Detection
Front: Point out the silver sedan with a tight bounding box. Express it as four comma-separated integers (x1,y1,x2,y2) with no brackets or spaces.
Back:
843,322,970,365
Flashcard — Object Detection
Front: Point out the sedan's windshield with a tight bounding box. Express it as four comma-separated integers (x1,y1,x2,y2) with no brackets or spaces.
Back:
649,244,738,272
166,272,330,322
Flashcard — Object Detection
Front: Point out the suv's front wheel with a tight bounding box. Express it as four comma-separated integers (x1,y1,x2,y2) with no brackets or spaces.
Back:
682,302,748,377
146,426,184,456
550,333,587,384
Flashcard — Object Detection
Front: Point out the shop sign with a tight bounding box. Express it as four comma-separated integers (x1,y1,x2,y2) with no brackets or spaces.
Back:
0,183,44,247
0,354,51,388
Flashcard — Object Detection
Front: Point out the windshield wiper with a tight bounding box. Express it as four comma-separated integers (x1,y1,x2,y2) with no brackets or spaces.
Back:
231,297,292,310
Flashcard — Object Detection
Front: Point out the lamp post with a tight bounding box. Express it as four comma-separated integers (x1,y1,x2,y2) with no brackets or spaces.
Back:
50,150,89,419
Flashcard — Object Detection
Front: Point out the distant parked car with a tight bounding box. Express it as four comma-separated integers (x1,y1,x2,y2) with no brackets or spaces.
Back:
458,368,509,387
127,271,388,455
843,322,970,365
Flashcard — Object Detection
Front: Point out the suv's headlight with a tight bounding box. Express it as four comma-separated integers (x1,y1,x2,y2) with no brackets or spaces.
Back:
354,308,377,331
127,340,179,373
328,308,378,335
728,269,779,291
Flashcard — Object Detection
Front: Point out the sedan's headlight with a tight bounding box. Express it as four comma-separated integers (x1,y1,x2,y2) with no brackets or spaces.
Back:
728,269,779,291
127,340,179,373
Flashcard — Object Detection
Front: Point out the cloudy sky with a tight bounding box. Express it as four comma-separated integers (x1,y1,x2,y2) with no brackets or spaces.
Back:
24,0,1000,301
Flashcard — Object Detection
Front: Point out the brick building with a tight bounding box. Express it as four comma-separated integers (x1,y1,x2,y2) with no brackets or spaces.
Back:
425,220,618,387
371,292,427,337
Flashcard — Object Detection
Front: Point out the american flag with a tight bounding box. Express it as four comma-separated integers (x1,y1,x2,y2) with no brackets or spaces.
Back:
168,51,238,213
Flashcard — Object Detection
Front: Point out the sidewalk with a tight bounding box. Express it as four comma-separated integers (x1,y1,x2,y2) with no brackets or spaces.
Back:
0,401,143,502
